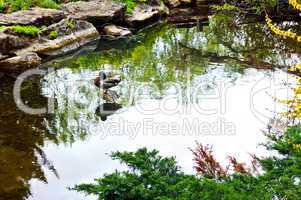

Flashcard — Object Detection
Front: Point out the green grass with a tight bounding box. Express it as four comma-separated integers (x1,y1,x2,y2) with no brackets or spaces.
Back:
11,25,41,36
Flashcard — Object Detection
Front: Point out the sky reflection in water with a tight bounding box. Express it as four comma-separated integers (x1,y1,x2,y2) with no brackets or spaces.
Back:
1,14,300,200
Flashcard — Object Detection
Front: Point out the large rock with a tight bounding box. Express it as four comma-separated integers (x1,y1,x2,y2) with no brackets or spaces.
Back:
17,19,99,56
196,0,208,7
0,52,41,72
125,3,169,27
0,53,9,61
0,8,65,26
61,0,125,27
180,0,192,6
165,0,192,8
168,7,208,24
0,31,30,53
103,24,132,38
166,0,181,8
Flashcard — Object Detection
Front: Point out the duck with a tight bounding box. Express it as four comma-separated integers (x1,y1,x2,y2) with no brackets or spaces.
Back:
95,103,122,121
94,71,121,92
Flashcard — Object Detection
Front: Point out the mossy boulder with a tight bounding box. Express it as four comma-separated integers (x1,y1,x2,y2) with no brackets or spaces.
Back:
17,19,99,56
0,7,65,26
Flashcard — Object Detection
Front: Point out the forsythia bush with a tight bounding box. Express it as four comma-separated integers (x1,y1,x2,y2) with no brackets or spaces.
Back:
266,0,301,42
282,63,301,119
265,15,301,42
289,0,301,12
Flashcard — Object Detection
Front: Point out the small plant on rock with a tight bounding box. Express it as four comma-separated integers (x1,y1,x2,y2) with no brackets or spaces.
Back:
49,30,58,39
66,19,76,30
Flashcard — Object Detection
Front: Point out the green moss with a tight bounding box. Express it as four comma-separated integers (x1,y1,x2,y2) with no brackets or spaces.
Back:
123,0,137,14
4,0,59,12
49,30,58,39
11,25,41,36
37,0,59,9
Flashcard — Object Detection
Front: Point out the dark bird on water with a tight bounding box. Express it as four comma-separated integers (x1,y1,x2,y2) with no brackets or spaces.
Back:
94,71,121,92
95,103,122,121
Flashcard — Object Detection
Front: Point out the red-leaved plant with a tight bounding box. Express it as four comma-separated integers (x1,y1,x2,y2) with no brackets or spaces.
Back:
190,142,228,179
190,142,260,179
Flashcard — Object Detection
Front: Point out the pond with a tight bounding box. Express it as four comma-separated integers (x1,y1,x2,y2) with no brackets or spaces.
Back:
0,14,300,200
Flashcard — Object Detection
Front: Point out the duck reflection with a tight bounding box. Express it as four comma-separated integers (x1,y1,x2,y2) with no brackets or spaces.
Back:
95,103,122,121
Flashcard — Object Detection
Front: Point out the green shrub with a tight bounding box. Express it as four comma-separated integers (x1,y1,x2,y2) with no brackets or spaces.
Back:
0,0,5,12
123,0,137,13
72,125,301,200
11,25,41,36
49,30,58,39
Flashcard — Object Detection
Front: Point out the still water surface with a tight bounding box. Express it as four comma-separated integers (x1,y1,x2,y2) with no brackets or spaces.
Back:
0,14,300,200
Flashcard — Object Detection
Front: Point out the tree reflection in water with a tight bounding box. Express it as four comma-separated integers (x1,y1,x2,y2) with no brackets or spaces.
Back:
0,76,58,200
42,15,301,146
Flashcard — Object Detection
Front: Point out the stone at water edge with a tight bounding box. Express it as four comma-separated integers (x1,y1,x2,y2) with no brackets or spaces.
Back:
61,0,125,28
179,0,192,5
16,19,99,57
166,0,193,8
0,8,65,26
166,0,181,8
103,25,132,38
0,52,41,72
0,31,33,53
195,0,209,7
125,3,169,27
0,53,9,61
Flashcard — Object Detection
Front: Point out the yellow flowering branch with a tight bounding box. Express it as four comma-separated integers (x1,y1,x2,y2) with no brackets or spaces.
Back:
280,64,301,119
288,139,301,151
265,15,301,42
289,63,301,73
289,0,301,12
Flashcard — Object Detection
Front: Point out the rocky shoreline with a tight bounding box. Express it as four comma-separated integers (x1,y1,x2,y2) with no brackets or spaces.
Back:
0,0,209,73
